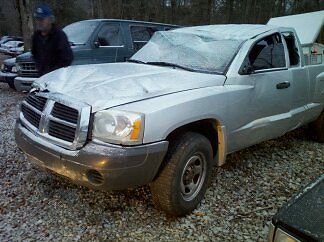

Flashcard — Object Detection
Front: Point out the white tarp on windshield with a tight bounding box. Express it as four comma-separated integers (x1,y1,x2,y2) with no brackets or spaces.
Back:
131,31,242,73
131,24,274,73
268,10,324,45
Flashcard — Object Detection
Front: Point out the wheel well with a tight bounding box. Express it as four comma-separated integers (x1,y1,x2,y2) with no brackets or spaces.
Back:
166,119,219,158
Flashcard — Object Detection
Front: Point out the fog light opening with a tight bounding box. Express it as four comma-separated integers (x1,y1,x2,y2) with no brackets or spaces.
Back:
86,169,104,185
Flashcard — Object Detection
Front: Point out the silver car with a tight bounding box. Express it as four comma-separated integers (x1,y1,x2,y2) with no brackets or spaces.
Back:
15,24,324,216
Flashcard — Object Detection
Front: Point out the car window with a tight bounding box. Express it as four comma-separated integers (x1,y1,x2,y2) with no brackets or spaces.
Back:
97,24,124,47
282,32,300,66
130,26,158,51
63,21,99,45
248,33,286,71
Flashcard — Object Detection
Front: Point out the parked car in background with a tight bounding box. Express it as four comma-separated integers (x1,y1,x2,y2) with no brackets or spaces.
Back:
7,43,24,57
15,22,324,216
268,175,324,242
0,36,13,46
0,36,23,47
14,19,179,91
0,36,12,43
0,57,17,89
0,35,11,39
0,40,24,56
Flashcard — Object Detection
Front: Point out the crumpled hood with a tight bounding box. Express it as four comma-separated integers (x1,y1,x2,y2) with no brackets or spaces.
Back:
34,63,226,112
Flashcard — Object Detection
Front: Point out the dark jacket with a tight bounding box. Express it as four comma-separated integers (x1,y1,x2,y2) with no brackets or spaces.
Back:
32,25,73,76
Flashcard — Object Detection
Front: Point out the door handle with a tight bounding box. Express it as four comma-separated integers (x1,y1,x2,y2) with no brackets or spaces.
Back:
276,81,290,89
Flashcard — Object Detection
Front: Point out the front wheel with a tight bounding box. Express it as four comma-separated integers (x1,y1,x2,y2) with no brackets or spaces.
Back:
310,111,324,143
150,132,214,216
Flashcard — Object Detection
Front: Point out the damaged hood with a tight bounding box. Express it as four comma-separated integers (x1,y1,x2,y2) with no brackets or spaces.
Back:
34,63,225,112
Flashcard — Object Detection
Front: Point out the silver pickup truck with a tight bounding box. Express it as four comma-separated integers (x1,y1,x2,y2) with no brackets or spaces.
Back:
15,24,324,216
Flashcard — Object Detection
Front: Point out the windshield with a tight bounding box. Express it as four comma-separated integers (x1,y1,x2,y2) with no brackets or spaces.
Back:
63,21,99,45
130,31,242,74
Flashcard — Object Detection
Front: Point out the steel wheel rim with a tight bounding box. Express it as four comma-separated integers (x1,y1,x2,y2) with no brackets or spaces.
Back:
180,152,207,201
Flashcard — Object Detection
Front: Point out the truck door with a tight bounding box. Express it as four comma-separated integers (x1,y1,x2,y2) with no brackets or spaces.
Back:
282,31,309,128
91,22,127,64
233,33,294,148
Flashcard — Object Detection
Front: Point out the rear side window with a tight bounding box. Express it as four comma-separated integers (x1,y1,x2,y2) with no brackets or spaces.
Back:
282,32,300,66
248,33,286,71
130,26,158,51
97,24,124,47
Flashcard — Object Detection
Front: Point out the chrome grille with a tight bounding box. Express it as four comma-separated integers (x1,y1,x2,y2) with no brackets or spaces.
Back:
52,102,79,124
21,105,41,128
19,62,39,77
25,94,47,111
20,93,91,150
48,120,76,143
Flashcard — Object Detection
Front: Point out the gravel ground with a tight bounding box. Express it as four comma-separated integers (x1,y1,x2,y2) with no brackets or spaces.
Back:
0,57,323,241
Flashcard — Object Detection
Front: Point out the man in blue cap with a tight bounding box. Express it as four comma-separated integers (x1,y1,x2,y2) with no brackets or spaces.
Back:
32,4,73,76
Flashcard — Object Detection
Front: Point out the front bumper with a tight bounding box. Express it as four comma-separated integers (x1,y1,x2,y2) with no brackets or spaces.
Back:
14,76,37,91
15,121,169,190
0,71,17,83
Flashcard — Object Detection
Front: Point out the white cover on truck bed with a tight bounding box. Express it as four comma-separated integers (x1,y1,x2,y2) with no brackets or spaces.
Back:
267,10,324,45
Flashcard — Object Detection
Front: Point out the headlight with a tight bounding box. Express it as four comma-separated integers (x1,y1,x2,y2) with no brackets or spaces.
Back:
15,63,20,72
274,228,300,242
0,64,4,71
11,66,17,73
92,110,144,145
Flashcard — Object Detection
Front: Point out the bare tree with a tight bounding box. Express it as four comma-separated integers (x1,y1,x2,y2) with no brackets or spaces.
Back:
18,0,34,51
1,0,323,40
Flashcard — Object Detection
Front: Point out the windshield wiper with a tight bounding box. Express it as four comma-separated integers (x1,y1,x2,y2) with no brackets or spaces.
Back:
128,59,146,64
151,62,223,75
146,61,195,72
128,60,222,75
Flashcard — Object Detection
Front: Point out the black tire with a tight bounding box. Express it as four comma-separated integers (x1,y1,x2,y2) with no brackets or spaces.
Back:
7,78,16,90
310,111,324,143
150,132,214,216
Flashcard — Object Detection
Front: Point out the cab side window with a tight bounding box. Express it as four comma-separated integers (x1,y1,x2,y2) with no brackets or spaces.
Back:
248,33,286,71
130,26,158,51
97,24,124,47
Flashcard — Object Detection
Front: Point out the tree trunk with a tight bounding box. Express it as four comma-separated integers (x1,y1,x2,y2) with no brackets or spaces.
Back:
18,0,33,51
227,0,233,23
171,0,176,23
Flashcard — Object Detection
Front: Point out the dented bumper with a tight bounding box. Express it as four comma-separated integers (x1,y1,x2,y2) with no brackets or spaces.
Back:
15,121,168,190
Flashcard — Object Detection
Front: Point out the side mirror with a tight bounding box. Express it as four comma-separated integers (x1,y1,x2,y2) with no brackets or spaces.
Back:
240,63,254,75
94,41,100,48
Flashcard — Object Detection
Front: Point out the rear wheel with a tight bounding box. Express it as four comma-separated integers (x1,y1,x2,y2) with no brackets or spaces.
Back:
310,111,324,143
150,132,214,216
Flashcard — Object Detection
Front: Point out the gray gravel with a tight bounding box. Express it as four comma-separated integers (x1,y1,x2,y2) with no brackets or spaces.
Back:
0,66,323,241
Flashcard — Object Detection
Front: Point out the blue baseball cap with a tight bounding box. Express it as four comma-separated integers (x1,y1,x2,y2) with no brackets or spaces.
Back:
34,4,53,18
